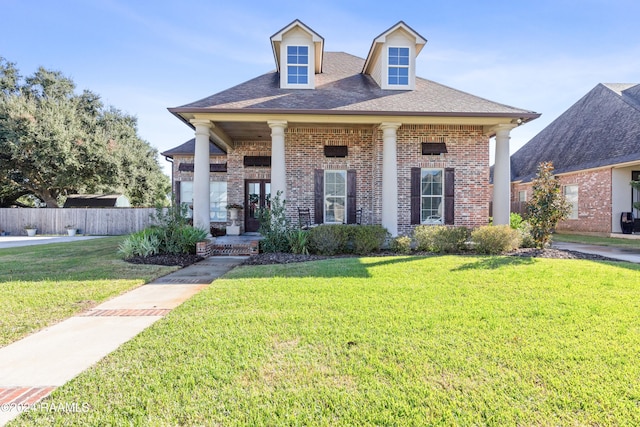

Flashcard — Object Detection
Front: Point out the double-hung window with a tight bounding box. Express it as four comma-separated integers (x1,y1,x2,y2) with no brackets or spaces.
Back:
287,45,308,85
388,47,409,86
421,169,444,224
563,185,579,220
324,170,346,223
180,181,228,221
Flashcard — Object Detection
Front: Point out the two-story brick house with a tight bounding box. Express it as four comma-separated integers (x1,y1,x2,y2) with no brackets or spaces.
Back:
167,20,539,236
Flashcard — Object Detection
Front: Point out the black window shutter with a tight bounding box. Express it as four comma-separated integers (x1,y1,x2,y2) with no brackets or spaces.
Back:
175,180,181,205
347,170,357,224
314,169,324,224
444,168,455,225
410,168,421,225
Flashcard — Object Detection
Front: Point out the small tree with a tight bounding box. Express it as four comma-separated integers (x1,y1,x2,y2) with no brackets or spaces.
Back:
257,191,291,253
526,162,571,248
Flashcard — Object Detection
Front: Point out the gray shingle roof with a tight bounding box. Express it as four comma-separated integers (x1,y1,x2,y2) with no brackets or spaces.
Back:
161,138,226,158
173,52,538,118
510,83,640,183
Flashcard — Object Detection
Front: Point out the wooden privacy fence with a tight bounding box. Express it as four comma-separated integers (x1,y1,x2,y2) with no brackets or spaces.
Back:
0,208,163,236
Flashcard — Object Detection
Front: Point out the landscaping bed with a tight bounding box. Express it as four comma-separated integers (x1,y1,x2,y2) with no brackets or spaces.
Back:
126,246,624,267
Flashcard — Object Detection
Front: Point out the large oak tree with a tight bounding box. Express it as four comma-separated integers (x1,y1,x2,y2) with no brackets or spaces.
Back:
0,58,170,207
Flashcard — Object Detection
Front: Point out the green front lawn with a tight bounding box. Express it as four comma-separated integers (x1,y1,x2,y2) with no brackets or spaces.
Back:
0,237,178,347
13,255,640,426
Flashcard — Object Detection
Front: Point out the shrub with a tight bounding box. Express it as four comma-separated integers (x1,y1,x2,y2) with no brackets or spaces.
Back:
308,225,351,255
510,212,524,230
390,235,412,254
471,225,521,255
118,228,162,258
526,162,571,248
307,224,389,255
413,225,469,253
351,225,389,255
257,191,292,253
288,229,310,255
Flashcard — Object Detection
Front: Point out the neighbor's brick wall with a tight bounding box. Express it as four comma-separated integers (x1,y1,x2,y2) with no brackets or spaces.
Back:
511,168,612,234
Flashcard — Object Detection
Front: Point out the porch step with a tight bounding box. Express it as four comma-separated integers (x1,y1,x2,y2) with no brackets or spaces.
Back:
197,235,261,257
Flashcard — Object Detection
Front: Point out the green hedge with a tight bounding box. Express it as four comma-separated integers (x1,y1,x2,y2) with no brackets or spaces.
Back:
471,225,521,255
308,224,389,255
413,225,469,253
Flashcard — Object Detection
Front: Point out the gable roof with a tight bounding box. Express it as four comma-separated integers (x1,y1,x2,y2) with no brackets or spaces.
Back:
510,83,640,183
171,51,538,119
63,194,130,208
161,138,226,158
362,21,427,75
270,19,324,74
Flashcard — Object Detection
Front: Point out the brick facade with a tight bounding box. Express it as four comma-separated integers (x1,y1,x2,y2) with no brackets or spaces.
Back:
171,124,492,235
511,168,613,234
169,153,227,224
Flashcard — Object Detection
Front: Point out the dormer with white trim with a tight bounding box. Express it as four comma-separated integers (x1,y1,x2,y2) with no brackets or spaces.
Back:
271,20,324,90
362,21,427,91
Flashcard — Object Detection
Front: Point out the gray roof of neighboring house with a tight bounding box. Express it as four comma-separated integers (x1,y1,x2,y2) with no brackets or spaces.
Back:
63,194,130,208
510,83,640,183
172,52,538,119
161,138,226,158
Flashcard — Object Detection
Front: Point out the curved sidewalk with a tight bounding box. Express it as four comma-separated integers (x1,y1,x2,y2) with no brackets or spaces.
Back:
0,256,246,426
552,241,640,264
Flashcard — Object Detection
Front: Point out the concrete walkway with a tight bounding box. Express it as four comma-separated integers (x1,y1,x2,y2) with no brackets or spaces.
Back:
0,235,106,249
552,241,640,264
0,256,246,425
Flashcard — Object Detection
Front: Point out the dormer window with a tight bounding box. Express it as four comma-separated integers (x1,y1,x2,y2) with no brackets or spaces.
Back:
388,47,409,86
287,46,309,85
362,21,427,91
271,20,324,90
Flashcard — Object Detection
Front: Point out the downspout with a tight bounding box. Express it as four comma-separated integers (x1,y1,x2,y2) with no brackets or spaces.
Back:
164,156,175,205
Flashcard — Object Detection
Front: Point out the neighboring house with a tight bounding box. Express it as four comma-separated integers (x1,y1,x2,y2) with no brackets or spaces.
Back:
168,20,539,236
162,138,228,222
63,194,130,208
510,83,640,235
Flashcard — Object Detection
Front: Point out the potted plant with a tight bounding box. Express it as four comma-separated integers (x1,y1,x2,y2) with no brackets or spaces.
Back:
65,225,77,236
24,224,37,237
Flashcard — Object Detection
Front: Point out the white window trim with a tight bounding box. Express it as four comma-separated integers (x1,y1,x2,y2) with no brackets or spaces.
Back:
282,43,314,89
518,190,527,202
563,184,579,220
180,181,228,222
324,170,347,224
421,168,444,225
383,46,413,90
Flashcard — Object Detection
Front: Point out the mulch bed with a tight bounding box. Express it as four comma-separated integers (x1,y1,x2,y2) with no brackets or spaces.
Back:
125,254,204,267
125,248,620,267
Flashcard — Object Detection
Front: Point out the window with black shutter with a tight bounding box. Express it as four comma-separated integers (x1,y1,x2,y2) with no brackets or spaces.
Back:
410,167,455,225
314,169,357,224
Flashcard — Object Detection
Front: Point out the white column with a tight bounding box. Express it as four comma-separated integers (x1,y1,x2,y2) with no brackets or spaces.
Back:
191,119,212,233
493,124,517,226
380,122,402,236
268,120,287,200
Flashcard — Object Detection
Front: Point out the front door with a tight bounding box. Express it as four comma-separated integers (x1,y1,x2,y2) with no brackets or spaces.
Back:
245,180,271,232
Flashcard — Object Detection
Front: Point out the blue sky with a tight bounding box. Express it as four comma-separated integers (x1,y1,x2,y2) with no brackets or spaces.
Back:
2,0,639,176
